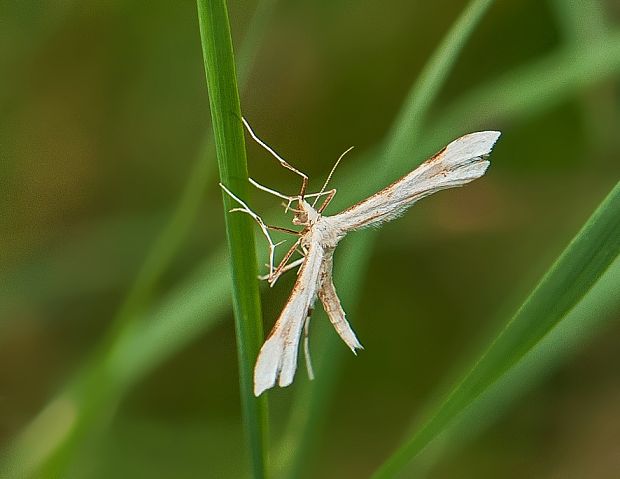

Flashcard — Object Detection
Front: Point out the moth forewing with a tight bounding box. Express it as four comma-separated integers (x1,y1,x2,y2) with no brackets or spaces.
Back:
317,252,363,352
331,131,500,232
253,240,325,396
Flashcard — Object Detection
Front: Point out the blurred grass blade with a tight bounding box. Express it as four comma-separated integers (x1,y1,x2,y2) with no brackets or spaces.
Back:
384,0,495,162
236,0,277,83
104,251,230,387
547,0,616,152
407,255,620,478
372,182,620,478
117,0,278,317
0,0,276,316
1,251,231,478
0,212,165,310
548,0,610,44
197,0,268,477
97,0,278,339
428,30,620,138
6,2,617,476
278,1,496,476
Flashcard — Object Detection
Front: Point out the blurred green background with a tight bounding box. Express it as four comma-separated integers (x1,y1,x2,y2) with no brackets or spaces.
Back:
1,0,619,478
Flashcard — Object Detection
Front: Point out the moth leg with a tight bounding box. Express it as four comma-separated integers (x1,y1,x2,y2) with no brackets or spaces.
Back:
303,191,336,200
317,189,337,214
281,191,333,213
220,184,282,278
285,202,302,214
242,117,308,199
249,177,292,201
266,224,300,236
303,307,315,380
255,227,301,280
249,178,331,214
269,238,302,286
258,258,304,281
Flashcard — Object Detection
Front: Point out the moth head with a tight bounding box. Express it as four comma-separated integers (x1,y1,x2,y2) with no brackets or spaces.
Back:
292,199,319,226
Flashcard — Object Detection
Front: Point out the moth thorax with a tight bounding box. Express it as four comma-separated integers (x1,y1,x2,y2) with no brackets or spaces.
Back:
292,210,308,226
293,200,319,226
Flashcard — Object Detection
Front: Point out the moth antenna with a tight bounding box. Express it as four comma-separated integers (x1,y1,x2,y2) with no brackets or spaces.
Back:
312,146,354,207
242,117,308,199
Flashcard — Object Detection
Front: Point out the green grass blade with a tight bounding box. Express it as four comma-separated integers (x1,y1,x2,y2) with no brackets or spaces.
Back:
103,251,231,387
547,0,616,151
372,182,620,478
278,1,496,476
2,0,276,319
1,1,277,476
1,250,231,478
549,0,610,44
384,0,495,163
0,212,164,309
398,254,620,478
413,255,620,479
99,0,277,336
7,4,617,477
117,0,278,335
427,30,620,138
236,0,278,83
196,0,268,477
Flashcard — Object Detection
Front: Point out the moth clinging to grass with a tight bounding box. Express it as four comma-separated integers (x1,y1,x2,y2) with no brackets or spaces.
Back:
221,118,500,396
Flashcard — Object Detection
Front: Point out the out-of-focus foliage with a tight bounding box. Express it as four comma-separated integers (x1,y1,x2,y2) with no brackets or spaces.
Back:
1,0,618,478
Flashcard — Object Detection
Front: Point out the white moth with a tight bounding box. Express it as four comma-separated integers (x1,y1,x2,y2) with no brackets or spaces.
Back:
222,119,500,396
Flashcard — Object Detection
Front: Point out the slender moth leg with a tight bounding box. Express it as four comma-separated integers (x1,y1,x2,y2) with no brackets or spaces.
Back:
303,307,315,380
281,257,305,275
258,257,304,281
269,238,302,286
304,191,336,200
242,117,308,199
266,224,300,236
317,189,337,214
250,177,332,214
220,184,283,278
249,178,292,201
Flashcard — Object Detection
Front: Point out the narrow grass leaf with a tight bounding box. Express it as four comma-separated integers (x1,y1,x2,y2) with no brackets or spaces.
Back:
197,0,268,477
384,0,495,162
547,0,616,151
2,1,277,477
549,0,610,44
406,255,620,478
106,0,278,337
1,251,231,478
372,182,620,478
427,30,620,139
